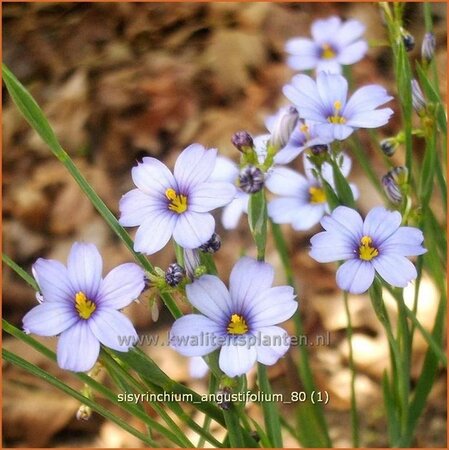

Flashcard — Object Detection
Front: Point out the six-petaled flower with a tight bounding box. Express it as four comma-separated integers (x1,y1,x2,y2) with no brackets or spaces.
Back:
22,243,145,372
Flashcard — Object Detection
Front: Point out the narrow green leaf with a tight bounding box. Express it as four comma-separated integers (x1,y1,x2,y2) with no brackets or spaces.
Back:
329,157,355,208
382,372,401,445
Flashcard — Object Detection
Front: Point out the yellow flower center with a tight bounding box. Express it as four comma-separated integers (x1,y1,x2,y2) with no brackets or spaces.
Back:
75,292,96,320
328,100,346,124
227,314,248,335
299,123,310,139
165,188,188,214
309,186,326,204
321,43,336,59
358,235,379,261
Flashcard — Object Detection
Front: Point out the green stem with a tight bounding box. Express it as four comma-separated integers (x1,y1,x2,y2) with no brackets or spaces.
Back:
343,291,360,447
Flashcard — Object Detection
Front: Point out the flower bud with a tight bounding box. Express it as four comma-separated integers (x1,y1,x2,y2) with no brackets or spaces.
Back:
411,79,426,115
183,248,201,280
76,404,92,421
238,165,264,194
165,263,185,287
199,233,221,254
231,131,254,153
382,166,408,204
268,106,299,150
216,387,232,410
421,32,435,63
402,30,415,52
380,138,398,157
310,144,329,156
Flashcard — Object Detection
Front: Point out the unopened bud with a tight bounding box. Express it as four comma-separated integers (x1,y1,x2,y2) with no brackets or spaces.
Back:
183,248,201,280
268,106,299,150
411,79,426,115
402,30,415,52
199,233,221,254
310,144,329,156
232,131,254,153
421,32,436,63
380,138,398,157
216,387,232,410
382,166,408,204
165,263,185,287
238,165,264,194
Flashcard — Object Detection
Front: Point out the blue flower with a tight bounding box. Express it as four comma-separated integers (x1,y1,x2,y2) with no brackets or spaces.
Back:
22,243,145,372
267,153,358,230
283,72,394,141
309,206,427,294
169,257,298,377
119,144,236,254
286,16,368,74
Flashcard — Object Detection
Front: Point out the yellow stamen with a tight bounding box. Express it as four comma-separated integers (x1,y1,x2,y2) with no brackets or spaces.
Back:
75,292,96,320
321,43,336,59
165,188,188,214
309,186,326,204
227,314,248,335
327,100,346,124
359,235,379,261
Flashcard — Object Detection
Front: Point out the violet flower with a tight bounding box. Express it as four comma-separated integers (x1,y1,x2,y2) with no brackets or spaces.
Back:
309,206,426,294
119,144,236,254
283,72,394,141
169,257,298,377
285,16,368,74
22,243,145,372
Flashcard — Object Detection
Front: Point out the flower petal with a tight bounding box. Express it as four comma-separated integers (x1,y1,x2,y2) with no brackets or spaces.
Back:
265,166,309,196
210,156,239,183
229,257,274,313
311,16,342,43
89,308,137,351
169,314,224,357
119,189,166,227
134,210,177,255
363,206,401,244
189,356,209,379
346,108,394,128
254,326,290,365
23,302,78,336
98,263,145,309
316,72,348,113
285,38,319,70
172,211,215,249
67,243,103,300
344,85,393,117
321,206,363,242
372,255,417,288
219,338,257,377
174,144,217,191
188,182,236,213
336,259,375,294
131,157,176,197
309,231,356,263
57,321,100,372
380,227,427,257
221,196,247,230
268,197,304,224
315,59,342,74
291,204,326,231
32,258,74,304
334,20,366,47
337,40,368,65
246,286,297,328
186,275,232,324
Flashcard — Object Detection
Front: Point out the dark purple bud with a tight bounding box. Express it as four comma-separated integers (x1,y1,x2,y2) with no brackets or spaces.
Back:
165,263,185,287
199,233,221,254
238,165,264,194
232,131,254,153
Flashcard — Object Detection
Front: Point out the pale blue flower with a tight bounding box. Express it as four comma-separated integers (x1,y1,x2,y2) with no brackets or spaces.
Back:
267,153,358,230
283,72,394,141
309,206,427,294
286,16,368,74
189,356,209,379
22,243,145,372
119,144,236,254
169,257,298,377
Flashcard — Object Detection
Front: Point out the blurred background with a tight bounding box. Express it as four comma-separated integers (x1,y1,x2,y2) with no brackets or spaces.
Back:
3,2,447,447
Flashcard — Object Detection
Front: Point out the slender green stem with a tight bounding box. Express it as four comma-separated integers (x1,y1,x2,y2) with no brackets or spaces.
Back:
2,253,38,290
3,349,161,447
197,373,218,448
342,291,360,447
